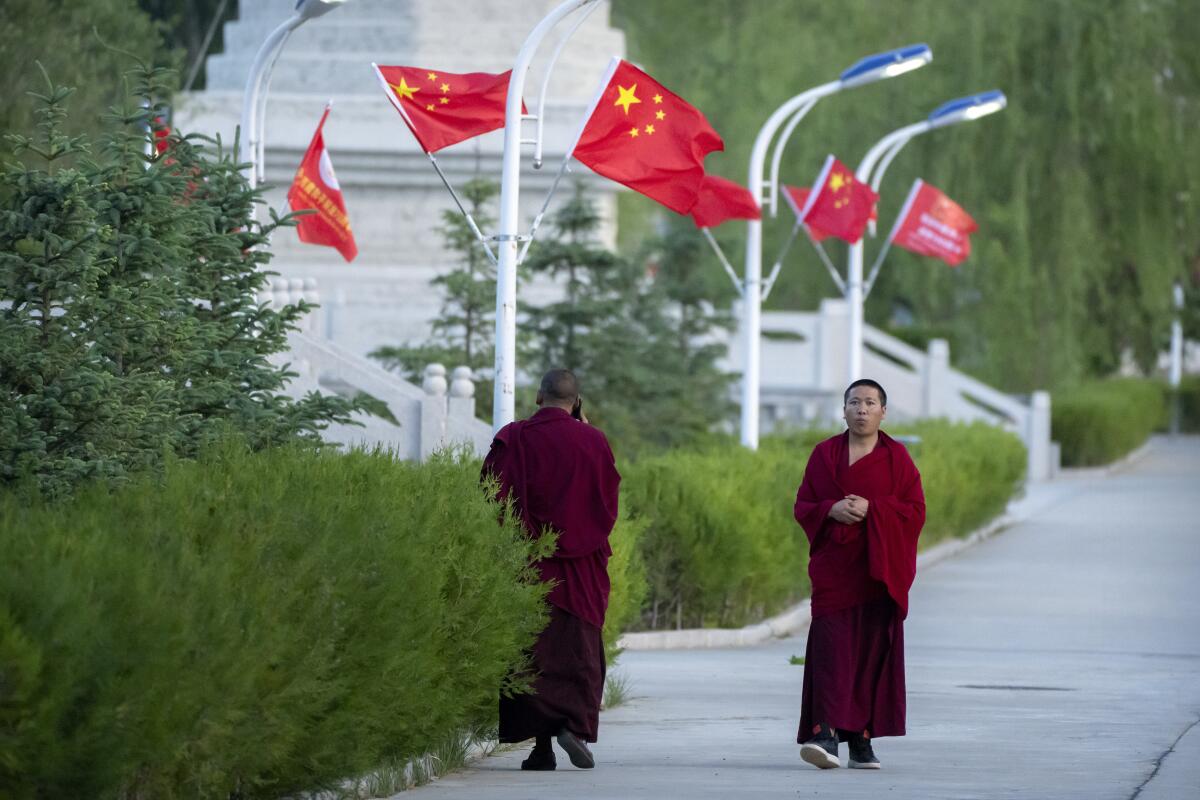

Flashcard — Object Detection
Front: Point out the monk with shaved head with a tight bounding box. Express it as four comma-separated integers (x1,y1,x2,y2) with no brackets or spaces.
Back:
482,369,621,771
794,379,926,770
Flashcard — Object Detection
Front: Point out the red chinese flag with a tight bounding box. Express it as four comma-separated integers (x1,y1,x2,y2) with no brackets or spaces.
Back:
689,175,760,229
571,58,724,215
798,156,879,244
888,179,978,266
373,63,515,153
781,185,831,242
287,106,357,262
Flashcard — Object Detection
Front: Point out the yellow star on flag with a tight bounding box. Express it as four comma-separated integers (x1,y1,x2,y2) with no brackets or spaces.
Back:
655,110,665,120
830,172,850,192
644,124,655,135
440,97,449,105
615,84,641,115
653,93,663,104
391,78,419,102
441,83,450,93
426,103,435,111
426,72,437,81
628,127,639,137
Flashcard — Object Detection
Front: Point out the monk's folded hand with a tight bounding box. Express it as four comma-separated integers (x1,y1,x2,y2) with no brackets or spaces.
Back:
846,494,870,519
829,498,865,524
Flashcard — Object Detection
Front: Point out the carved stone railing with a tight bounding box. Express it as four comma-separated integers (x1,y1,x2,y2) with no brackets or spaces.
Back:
732,298,1058,481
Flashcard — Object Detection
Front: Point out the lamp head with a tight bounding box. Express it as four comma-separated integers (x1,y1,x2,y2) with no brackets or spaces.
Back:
295,0,349,19
928,90,1007,128
839,44,932,88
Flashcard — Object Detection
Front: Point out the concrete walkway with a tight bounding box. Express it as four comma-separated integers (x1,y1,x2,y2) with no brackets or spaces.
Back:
408,436,1200,800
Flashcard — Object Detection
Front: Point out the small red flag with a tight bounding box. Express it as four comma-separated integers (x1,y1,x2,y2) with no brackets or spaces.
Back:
689,175,760,229
373,63,515,153
888,179,978,266
782,185,831,242
287,106,357,262
797,156,879,244
571,58,724,215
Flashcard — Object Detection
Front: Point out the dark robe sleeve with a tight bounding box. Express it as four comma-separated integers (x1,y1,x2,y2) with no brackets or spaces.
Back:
794,443,838,546
865,442,926,619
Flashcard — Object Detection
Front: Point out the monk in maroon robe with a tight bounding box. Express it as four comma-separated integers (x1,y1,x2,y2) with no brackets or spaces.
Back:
482,369,621,771
794,379,925,770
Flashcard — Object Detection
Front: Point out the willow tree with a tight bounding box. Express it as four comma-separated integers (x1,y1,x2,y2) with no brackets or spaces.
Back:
613,0,1200,391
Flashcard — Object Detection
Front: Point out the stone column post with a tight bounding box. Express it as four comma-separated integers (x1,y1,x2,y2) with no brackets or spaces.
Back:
924,338,951,418
420,363,448,460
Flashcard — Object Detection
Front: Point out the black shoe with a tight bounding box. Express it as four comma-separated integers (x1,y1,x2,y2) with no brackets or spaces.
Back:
520,743,556,771
800,724,840,769
847,733,881,770
556,728,596,769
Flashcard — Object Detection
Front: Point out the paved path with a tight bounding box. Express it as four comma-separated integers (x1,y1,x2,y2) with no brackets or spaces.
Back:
409,437,1200,799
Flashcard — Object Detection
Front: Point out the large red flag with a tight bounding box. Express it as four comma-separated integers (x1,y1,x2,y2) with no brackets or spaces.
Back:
888,179,978,266
571,58,724,215
689,175,761,228
373,63,515,153
798,156,879,244
287,106,357,262
782,185,831,242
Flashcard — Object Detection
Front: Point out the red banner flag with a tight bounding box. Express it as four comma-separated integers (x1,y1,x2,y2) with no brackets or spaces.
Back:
287,106,357,262
797,156,879,244
373,63,515,153
887,179,978,266
570,58,724,215
689,175,760,229
782,185,831,242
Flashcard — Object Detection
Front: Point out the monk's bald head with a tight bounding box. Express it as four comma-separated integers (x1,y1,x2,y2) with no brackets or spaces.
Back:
537,369,580,409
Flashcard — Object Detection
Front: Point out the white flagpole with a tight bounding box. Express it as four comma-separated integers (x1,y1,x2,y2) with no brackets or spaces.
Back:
864,178,922,298
493,0,602,431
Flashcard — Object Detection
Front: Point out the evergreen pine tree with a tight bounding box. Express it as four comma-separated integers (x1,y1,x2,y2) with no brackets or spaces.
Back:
0,65,360,498
371,178,501,420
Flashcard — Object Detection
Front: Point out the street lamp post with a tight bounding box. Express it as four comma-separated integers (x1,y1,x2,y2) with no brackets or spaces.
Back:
845,90,1007,381
492,0,601,431
239,0,350,202
740,44,932,449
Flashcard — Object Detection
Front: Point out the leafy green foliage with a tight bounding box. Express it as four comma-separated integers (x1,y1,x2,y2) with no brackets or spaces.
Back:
522,184,734,455
623,421,1025,630
612,0,1200,391
0,69,362,499
1052,378,1167,466
0,0,172,148
0,443,551,799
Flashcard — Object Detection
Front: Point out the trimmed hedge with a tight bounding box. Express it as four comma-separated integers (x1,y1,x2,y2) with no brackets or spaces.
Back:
1167,376,1200,433
0,444,552,799
1052,378,1167,466
622,421,1026,630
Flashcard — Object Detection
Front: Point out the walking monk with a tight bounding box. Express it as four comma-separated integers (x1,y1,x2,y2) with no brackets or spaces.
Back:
482,369,621,771
793,379,926,770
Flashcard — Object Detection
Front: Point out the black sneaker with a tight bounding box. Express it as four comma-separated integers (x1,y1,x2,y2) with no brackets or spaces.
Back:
800,724,840,769
556,728,596,769
847,733,881,770
520,743,556,771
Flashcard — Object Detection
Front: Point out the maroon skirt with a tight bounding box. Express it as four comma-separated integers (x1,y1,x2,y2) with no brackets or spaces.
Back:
500,604,606,743
798,595,906,743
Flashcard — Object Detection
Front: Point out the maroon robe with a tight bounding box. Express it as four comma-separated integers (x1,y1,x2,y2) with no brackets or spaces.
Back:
482,406,621,743
793,430,925,742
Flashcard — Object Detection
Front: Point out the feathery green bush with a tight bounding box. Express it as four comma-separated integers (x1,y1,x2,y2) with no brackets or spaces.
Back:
1052,378,1167,466
623,421,1025,630
0,443,550,799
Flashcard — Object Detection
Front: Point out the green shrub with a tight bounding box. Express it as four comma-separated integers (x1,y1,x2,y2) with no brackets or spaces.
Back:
623,422,1025,631
0,443,550,799
1052,378,1167,466
1167,376,1200,433
602,510,648,664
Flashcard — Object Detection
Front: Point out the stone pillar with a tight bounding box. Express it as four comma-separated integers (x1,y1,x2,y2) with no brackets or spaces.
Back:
924,339,951,418
420,363,448,459
448,366,476,423
1027,390,1053,481
816,298,850,422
